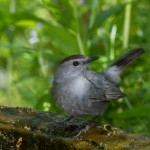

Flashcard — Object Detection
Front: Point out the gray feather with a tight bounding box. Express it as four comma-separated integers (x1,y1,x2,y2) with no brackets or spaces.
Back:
85,71,125,102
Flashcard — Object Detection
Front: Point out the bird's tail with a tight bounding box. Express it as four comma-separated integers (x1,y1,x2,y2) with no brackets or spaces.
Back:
104,48,145,84
111,48,144,73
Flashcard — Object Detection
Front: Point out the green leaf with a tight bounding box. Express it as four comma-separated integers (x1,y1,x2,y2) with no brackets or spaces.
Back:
90,4,125,31
46,24,80,55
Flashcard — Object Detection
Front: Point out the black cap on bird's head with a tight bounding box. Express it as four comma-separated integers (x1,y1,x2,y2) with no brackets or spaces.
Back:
60,55,100,65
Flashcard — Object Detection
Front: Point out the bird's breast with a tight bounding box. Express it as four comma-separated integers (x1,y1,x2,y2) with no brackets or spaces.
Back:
68,76,90,97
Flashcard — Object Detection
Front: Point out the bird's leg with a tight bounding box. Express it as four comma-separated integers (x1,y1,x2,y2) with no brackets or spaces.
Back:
74,124,93,138
55,116,74,127
62,116,75,124
74,116,102,138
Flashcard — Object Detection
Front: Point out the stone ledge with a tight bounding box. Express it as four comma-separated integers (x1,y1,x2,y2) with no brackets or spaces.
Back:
0,106,150,150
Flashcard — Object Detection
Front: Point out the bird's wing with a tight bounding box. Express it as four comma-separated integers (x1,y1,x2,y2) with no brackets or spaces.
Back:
85,71,125,102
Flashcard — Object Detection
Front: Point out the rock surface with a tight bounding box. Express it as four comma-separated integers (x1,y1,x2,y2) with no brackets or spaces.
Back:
0,106,150,150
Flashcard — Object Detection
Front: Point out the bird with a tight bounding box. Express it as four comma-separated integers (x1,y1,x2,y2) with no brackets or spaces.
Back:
51,48,144,117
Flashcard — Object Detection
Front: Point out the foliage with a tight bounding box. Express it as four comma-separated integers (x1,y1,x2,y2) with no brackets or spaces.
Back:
0,0,150,134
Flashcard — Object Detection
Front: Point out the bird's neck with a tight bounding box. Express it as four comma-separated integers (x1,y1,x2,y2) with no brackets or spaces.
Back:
54,70,87,83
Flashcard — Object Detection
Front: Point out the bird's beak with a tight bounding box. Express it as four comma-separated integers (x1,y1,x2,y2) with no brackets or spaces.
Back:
86,56,100,63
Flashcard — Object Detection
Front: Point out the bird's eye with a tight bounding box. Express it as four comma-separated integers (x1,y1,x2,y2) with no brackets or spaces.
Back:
73,61,79,66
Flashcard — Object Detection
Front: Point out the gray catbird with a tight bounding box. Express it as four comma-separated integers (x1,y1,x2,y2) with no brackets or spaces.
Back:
51,48,144,117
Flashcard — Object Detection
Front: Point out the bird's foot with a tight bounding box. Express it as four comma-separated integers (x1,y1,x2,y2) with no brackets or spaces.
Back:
74,123,94,138
74,121,102,138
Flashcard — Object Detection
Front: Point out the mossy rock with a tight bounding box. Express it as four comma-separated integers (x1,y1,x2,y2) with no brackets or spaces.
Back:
0,106,150,150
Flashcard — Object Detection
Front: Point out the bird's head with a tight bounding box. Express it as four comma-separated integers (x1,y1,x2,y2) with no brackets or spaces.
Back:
53,55,100,82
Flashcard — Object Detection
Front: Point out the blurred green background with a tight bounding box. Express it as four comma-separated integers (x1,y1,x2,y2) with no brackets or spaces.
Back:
0,0,150,135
